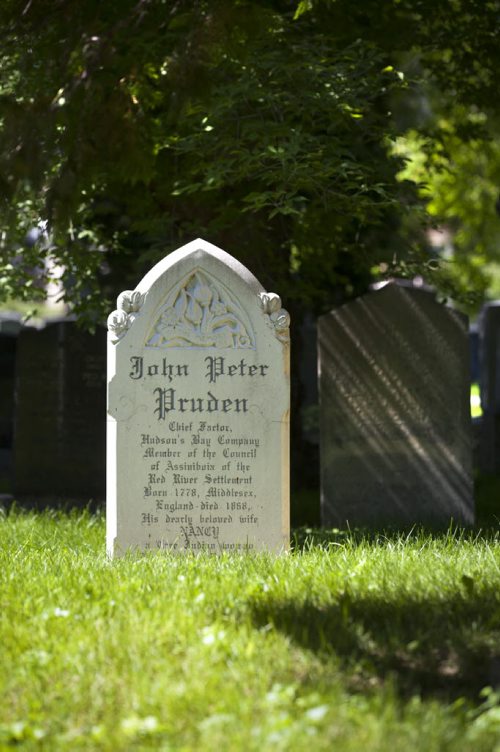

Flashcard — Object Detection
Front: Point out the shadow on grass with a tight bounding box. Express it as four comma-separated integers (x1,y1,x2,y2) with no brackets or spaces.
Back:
254,526,500,701
251,586,500,700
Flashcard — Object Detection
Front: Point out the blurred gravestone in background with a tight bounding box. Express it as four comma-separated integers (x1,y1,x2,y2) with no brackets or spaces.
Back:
478,301,500,475
298,313,319,448
469,320,480,384
13,320,106,502
318,280,474,528
0,314,23,493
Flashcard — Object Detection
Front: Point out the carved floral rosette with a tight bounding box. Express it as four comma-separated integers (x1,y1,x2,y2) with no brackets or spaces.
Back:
145,270,255,349
259,292,290,343
107,290,145,343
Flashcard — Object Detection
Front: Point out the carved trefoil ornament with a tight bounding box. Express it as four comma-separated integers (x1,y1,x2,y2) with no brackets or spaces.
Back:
107,290,146,343
259,292,290,343
146,269,255,349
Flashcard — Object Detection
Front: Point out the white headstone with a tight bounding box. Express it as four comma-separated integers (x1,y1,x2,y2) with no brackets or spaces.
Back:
106,239,290,555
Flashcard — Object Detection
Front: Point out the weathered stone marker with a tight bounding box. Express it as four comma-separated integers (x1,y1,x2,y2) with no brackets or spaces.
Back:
0,315,21,493
318,280,474,528
478,301,500,474
106,239,290,555
14,320,106,501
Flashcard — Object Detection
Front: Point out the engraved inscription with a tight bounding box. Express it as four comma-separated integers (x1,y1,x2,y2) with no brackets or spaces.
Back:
139,419,261,551
127,353,269,552
113,338,282,552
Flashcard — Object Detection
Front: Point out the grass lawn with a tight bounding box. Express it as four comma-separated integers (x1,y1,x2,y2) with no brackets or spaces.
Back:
1,508,500,751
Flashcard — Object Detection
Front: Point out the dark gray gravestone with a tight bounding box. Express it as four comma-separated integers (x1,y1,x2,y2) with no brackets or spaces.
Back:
13,320,106,501
0,315,23,493
478,301,500,474
318,281,474,528
469,321,480,383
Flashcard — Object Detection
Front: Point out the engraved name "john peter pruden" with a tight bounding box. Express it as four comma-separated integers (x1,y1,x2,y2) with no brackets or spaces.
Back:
129,355,270,419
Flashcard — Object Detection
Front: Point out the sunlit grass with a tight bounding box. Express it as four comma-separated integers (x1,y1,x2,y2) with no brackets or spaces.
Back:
0,298,67,325
471,382,483,418
0,508,499,750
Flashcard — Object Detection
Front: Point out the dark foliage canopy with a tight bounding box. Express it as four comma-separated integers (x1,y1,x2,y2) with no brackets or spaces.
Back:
1,0,500,322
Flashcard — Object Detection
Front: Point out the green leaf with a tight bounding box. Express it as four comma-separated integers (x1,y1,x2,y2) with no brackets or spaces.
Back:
294,1,313,20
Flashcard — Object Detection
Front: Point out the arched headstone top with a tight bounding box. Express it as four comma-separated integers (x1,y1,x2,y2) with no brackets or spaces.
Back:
137,239,263,296
107,238,290,347
370,277,436,296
